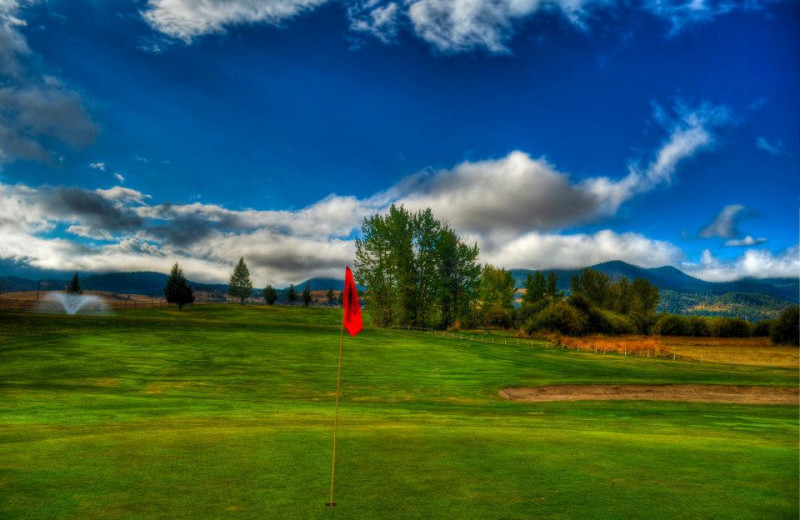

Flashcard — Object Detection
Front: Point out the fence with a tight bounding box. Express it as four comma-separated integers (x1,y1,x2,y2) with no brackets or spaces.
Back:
0,298,173,312
388,325,794,369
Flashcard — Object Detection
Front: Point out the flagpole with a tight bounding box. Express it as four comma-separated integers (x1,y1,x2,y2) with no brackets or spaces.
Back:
326,320,346,507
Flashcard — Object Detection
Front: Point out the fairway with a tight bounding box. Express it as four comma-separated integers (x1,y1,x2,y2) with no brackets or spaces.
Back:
0,305,797,519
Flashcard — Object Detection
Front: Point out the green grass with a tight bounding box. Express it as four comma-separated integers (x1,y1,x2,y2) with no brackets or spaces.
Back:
0,305,797,519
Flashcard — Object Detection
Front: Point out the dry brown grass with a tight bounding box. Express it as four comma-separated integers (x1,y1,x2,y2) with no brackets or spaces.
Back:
0,291,170,311
543,333,798,368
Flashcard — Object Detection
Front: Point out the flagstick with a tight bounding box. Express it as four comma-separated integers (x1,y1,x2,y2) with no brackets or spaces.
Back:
326,321,346,507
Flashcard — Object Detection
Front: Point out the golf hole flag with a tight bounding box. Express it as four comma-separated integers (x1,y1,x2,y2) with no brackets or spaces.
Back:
327,266,362,507
343,266,362,336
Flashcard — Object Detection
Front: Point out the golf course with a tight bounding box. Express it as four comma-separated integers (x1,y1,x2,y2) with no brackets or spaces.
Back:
0,305,797,519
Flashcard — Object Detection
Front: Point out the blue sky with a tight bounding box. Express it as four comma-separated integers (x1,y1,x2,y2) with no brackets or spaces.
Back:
0,0,797,285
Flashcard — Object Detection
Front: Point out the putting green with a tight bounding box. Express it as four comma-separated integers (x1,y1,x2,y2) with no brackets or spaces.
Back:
0,305,797,519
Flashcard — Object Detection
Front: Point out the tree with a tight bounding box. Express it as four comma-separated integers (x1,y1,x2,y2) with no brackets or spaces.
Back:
326,288,336,306
287,284,297,306
355,205,479,329
66,272,82,294
228,257,253,305
478,264,516,328
164,263,194,310
263,284,278,305
546,271,561,300
337,289,344,307
523,271,546,305
302,282,312,307
770,306,799,346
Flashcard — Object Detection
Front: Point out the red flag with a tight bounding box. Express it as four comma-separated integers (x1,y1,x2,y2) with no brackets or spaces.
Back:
343,266,362,336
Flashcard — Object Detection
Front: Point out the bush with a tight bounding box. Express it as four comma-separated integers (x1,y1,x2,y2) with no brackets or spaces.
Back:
770,306,799,346
687,317,711,337
586,308,636,335
526,302,587,336
752,319,773,337
709,317,751,338
652,314,690,336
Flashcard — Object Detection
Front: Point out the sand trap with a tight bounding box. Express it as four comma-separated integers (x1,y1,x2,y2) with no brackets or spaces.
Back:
500,385,799,405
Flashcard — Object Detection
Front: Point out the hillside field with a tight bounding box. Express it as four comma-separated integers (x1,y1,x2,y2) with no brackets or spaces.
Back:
0,305,797,519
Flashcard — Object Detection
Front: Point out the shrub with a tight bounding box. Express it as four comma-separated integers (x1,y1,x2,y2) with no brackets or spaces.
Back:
709,317,751,338
687,317,711,337
752,319,773,337
770,306,799,346
586,308,636,335
652,314,690,336
526,302,587,336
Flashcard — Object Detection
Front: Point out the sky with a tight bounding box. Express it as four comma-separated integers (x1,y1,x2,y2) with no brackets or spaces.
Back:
0,0,798,286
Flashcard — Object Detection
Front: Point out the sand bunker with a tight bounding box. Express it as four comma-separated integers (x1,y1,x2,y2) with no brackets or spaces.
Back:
500,385,799,405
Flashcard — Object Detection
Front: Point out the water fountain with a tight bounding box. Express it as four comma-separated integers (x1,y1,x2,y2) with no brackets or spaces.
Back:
41,293,110,315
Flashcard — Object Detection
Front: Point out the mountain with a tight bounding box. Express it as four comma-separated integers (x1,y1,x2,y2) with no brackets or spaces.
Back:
0,271,229,297
510,261,798,301
510,261,797,321
286,277,365,292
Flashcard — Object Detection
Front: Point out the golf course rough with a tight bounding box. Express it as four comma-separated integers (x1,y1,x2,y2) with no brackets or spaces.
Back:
0,305,797,520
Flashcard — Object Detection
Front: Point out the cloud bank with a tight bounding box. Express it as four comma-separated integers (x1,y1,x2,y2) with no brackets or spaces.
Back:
141,0,775,53
3,100,790,285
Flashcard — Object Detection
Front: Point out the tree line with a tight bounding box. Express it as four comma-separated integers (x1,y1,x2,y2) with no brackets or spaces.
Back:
164,257,342,310
354,206,798,345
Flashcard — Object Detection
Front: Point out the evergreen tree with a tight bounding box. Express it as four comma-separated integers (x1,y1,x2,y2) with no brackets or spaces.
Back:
302,282,312,307
337,289,344,307
546,271,560,299
164,263,194,310
263,284,278,305
66,272,82,294
523,271,546,304
326,288,335,306
287,284,297,306
770,306,799,346
228,257,253,305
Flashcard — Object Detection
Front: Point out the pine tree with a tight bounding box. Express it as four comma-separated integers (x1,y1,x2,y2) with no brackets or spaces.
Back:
287,284,297,306
302,282,312,307
263,284,278,305
228,257,253,305
66,273,82,294
326,288,335,306
164,263,194,310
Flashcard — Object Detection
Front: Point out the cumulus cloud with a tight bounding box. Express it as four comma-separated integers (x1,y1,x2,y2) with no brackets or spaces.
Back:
390,103,727,237
0,2,97,165
725,235,766,247
481,229,684,270
685,247,799,282
699,204,744,238
142,0,329,42
0,99,744,284
138,0,775,53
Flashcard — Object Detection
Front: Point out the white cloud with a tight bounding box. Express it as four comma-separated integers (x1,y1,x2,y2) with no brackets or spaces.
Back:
685,247,799,282
756,136,784,156
391,103,727,236
725,236,766,247
699,204,744,238
349,1,401,43
66,224,112,241
142,0,329,42
89,162,106,171
481,229,684,270
95,186,151,205
114,172,125,183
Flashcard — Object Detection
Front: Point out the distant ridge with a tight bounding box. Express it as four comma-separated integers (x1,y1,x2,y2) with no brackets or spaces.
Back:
1,261,795,320
509,260,798,301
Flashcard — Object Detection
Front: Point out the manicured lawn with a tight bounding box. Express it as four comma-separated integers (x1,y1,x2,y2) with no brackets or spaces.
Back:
0,305,797,519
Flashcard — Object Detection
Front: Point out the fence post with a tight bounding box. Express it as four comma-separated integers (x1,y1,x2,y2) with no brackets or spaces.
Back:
624,347,627,357
701,351,704,363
